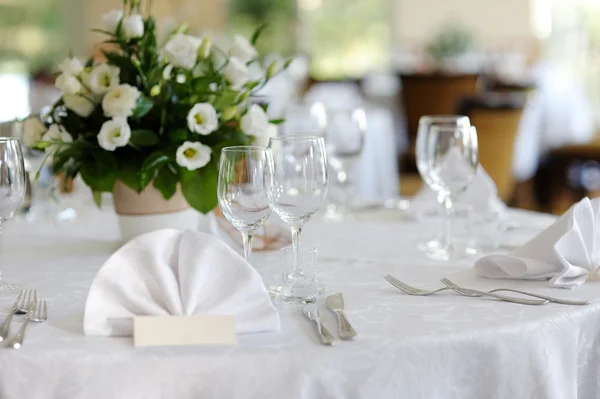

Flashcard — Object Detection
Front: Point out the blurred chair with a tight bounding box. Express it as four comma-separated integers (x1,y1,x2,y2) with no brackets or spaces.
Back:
459,93,527,201
399,73,481,170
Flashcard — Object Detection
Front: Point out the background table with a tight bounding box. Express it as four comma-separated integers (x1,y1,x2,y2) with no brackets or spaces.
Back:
0,200,599,399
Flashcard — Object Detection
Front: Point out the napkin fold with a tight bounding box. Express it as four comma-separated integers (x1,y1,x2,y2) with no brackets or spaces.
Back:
475,197,600,288
412,165,504,217
84,229,280,336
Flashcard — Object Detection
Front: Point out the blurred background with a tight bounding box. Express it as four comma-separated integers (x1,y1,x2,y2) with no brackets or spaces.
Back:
3,0,600,215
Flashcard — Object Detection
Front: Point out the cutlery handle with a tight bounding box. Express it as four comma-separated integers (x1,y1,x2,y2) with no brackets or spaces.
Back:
469,289,547,305
318,322,335,345
336,311,357,339
490,289,591,306
0,310,15,341
10,316,31,349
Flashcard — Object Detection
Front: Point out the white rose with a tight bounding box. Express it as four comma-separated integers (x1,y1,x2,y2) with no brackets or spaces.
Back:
229,35,257,64
102,84,140,118
187,103,218,135
55,73,82,95
223,57,249,89
58,57,84,76
85,64,120,95
22,117,46,147
97,118,131,151
123,14,144,40
41,124,73,154
176,141,211,171
63,94,95,117
101,9,123,32
163,34,202,70
240,104,270,136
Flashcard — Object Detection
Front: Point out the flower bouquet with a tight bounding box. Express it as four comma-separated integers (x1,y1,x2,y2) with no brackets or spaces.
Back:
23,0,288,221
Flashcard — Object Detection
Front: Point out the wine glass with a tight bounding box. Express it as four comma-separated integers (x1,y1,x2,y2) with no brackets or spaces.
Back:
324,106,367,221
0,138,26,292
217,146,272,263
415,115,471,251
416,125,478,260
282,102,327,136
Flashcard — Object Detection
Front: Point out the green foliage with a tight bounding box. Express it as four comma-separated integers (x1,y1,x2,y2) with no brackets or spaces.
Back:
426,24,474,61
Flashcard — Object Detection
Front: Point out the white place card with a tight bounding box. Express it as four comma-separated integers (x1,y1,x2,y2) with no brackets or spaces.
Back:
133,315,237,347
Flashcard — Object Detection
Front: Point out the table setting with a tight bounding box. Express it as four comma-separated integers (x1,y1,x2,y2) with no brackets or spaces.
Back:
2,2,600,398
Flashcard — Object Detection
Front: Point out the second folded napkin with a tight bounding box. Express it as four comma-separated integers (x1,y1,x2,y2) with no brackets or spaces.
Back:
475,197,600,288
84,229,280,336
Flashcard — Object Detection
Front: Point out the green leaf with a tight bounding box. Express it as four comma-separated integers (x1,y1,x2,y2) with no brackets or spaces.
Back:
80,151,117,192
130,129,159,147
191,76,217,92
250,23,268,45
52,147,80,172
153,166,178,200
167,128,189,143
85,57,94,68
132,96,154,120
269,119,285,125
180,160,218,214
92,190,102,208
213,89,240,109
140,151,170,189
90,28,116,37
117,157,143,192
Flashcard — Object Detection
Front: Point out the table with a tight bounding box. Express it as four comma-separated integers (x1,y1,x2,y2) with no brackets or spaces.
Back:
1,199,599,399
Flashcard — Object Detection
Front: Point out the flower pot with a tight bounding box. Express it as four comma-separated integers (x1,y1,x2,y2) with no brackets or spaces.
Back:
112,181,199,242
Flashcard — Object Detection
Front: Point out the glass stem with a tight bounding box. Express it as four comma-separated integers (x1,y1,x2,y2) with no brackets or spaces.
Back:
441,196,454,251
290,225,302,271
241,231,254,263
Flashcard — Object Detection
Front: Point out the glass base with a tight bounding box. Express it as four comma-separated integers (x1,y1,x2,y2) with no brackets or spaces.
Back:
268,284,327,304
0,280,23,294
424,244,478,261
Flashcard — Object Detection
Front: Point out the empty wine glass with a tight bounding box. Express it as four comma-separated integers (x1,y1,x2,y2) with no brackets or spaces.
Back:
416,125,478,260
324,106,367,221
282,102,327,136
217,146,272,263
266,135,328,302
0,138,26,292
415,115,471,251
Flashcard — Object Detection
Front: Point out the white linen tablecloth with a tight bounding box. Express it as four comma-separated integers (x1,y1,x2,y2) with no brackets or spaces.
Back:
0,200,599,399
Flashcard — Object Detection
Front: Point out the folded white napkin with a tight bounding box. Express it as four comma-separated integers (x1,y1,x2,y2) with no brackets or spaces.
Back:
475,197,600,288
412,165,504,217
84,229,280,336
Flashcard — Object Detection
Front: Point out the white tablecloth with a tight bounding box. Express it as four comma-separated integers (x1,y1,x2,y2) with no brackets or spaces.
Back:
1,200,599,399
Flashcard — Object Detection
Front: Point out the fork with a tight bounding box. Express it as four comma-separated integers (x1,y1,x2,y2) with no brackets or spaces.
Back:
440,278,548,306
7,290,37,349
15,289,35,315
384,275,548,305
31,300,47,323
0,290,24,342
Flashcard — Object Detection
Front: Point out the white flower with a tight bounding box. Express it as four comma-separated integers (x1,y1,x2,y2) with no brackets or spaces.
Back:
63,94,95,117
176,141,211,171
163,34,202,70
187,103,218,135
58,57,84,76
223,57,249,89
102,9,123,32
240,104,271,136
229,35,257,64
22,117,46,147
97,118,131,151
41,124,73,154
102,84,140,118
85,64,120,95
122,14,144,40
55,73,82,95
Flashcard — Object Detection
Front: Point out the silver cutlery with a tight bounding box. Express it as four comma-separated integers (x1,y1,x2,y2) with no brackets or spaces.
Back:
441,278,590,306
325,293,357,340
16,289,35,315
385,275,590,305
302,304,335,346
440,278,548,305
0,290,24,342
8,290,37,349
384,275,547,305
30,300,47,323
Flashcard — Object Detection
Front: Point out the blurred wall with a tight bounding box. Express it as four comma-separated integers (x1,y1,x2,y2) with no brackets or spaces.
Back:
393,0,535,49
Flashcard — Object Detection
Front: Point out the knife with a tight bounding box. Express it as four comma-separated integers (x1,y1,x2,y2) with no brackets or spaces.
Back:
302,304,335,346
326,293,357,339
0,290,24,342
